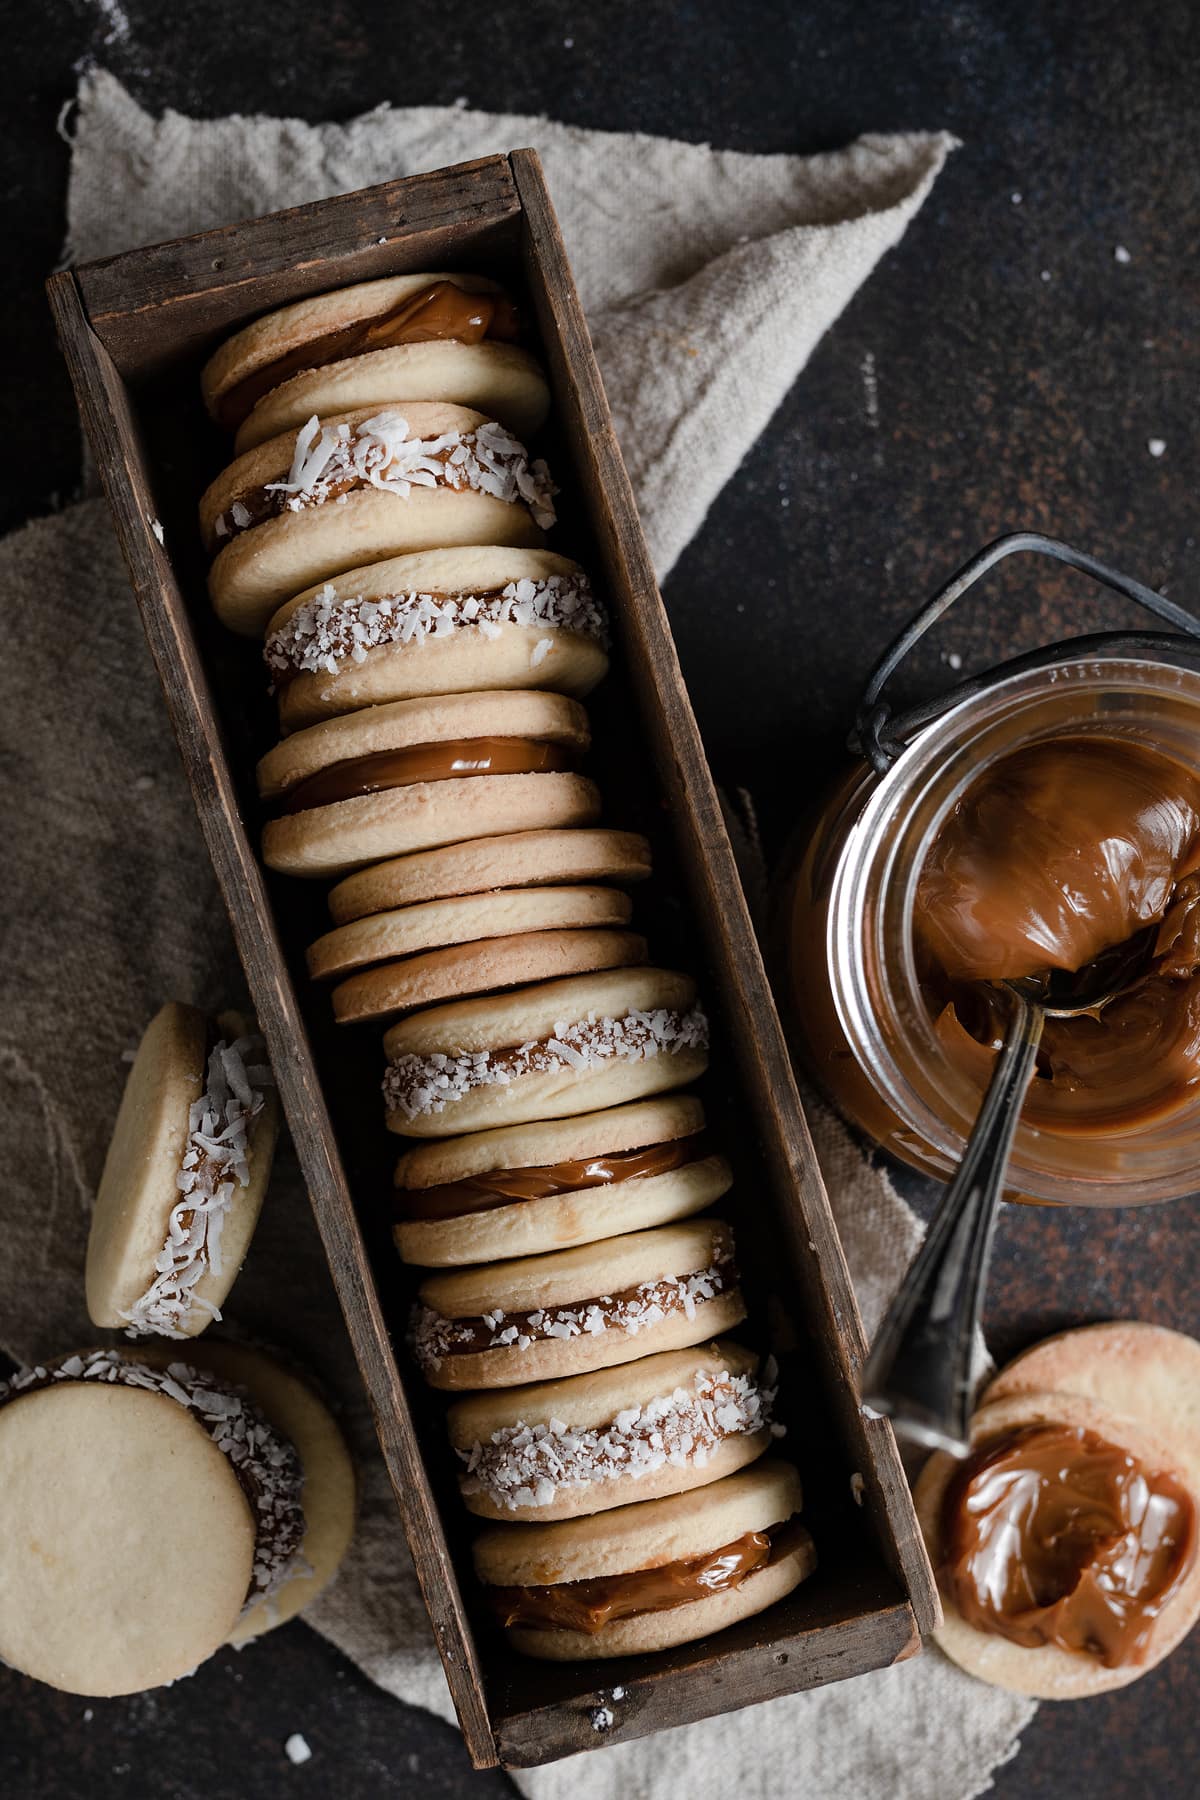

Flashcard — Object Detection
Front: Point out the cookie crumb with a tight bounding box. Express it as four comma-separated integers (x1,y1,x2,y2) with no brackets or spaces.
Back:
611,1685,625,1701
1010,191,1022,205
850,1472,866,1506
149,518,165,544
83,1709,94,1723
285,1733,312,1765
1148,438,1166,458
589,1706,614,1732
1114,244,1132,264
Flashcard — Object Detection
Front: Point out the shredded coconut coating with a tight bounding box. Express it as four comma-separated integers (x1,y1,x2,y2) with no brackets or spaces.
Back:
460,1366,779,1510
214,409,557,538
0,1349,306,1607
119,1035,275,1341
383,1003,708,1123
410,1248,734,1375
264,574,609,681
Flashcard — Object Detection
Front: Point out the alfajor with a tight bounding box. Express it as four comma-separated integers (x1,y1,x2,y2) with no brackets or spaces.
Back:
449,1340,777,1520
201,272,549,447
259,690,598,879
915,1376,1200,1700
392,1093,731,1266
327,826,651,926
410,1219,743,1390
86,1002,278,1339
381,966,709,1138
474,1458,814,1660
0,1348,308,1695
265,547,609,731
200,404,555,637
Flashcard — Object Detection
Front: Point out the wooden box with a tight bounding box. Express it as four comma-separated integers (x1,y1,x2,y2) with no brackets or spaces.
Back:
47,151,938,1769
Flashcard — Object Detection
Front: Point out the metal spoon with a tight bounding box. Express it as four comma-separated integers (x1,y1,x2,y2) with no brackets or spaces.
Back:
861,925,1158,1456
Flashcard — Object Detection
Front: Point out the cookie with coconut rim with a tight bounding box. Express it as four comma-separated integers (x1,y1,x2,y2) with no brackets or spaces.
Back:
199,403,555,637
200,271,549,447
132,1339,357,1645
0,1348,307,1695
85,1001,278,1340
265,547,609,732
392,1093,731,1266
449,1340,776,1521
381,965,709,1138
327,826,651,925
259,690,598,879
474,1458,814,1660
411,1218,743,1391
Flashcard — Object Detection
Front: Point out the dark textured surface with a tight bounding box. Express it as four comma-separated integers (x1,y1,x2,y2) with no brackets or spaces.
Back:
3,0,1199,1793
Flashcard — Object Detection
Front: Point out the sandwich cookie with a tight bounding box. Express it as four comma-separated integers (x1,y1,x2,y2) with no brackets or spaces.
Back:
392,1093,732,1266
983,1320,1200,1449
200,404,555,637
201,272,549,446
259,690,598,879
915,1382,1200,1699
474,1458,814,1660
265,547,609,731
449,1340,777,1520
86,1002,278,1339
328,826,651,926
410,1219,743,1390
0,1348,307,1695
382,966,709,1138
133,1339,357,1645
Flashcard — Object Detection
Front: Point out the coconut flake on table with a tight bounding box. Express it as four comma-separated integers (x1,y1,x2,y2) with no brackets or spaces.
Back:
263,572,608,681
382,1004,708,1122
118,1034,274,1341
459,1367,777,1508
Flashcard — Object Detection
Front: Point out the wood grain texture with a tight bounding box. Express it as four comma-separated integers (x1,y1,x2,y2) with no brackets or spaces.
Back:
49,148,936,1769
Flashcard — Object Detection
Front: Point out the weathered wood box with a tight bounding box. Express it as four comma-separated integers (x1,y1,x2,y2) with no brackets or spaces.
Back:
47,150,938,1769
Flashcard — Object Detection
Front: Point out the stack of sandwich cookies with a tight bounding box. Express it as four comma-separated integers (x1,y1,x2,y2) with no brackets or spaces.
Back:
393,1094,731,1266
202,273,550,446
382,967,709,1138
450,1340,777,1520
266,547,608,729
411,1219,742,1390
259,690,598,878
200,403,556,637
474,1459,814,1660
86,1001,279,1339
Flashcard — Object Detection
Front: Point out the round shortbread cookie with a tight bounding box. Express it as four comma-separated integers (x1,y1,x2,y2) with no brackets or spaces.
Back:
268,548,607,732
86,1003,279,1339
133,1340,357,1644
0,1379,254,1694
200,403,546,637
257,689,590,801
308,885,634,981
332,927,647,1024
382,966,708,1139
236,340,550,452
412,1219,742,1389
392,1095,729,1267
448,1340,771,1520
328,828,651,924
915,1387,1200,1699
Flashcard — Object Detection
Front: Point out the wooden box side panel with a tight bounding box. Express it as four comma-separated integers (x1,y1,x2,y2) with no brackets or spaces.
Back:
509,150,938,1635
45,269,500,1770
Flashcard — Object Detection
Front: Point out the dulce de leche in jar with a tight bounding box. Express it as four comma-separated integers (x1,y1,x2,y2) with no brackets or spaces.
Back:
780,644,1200,1205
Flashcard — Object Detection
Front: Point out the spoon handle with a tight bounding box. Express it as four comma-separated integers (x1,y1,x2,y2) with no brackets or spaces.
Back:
861,991,1045,1455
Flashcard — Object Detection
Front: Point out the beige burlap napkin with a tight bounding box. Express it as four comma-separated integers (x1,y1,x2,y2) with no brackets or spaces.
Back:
0,69,1034,1796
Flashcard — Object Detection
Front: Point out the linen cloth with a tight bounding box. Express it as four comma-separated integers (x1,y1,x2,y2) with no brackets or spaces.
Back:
0,68,1034,1798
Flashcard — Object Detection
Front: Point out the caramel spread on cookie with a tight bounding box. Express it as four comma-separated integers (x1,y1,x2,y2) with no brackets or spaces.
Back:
490,1519,805,1634
281,737,574,814
218,280,521,428
916,737,1200,1130
940,1422,1196,1667
396,1135,705,1221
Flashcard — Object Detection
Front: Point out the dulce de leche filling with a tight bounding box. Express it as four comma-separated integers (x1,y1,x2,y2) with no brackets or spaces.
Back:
218,280,521,429
281,736,573,815
397,1133,706,1223
940,1422,1197,1668
490,1517,803,1634
916,737,1200,1132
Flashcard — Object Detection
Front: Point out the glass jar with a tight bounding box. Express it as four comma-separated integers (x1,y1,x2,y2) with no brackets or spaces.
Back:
779,641,1200,1208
